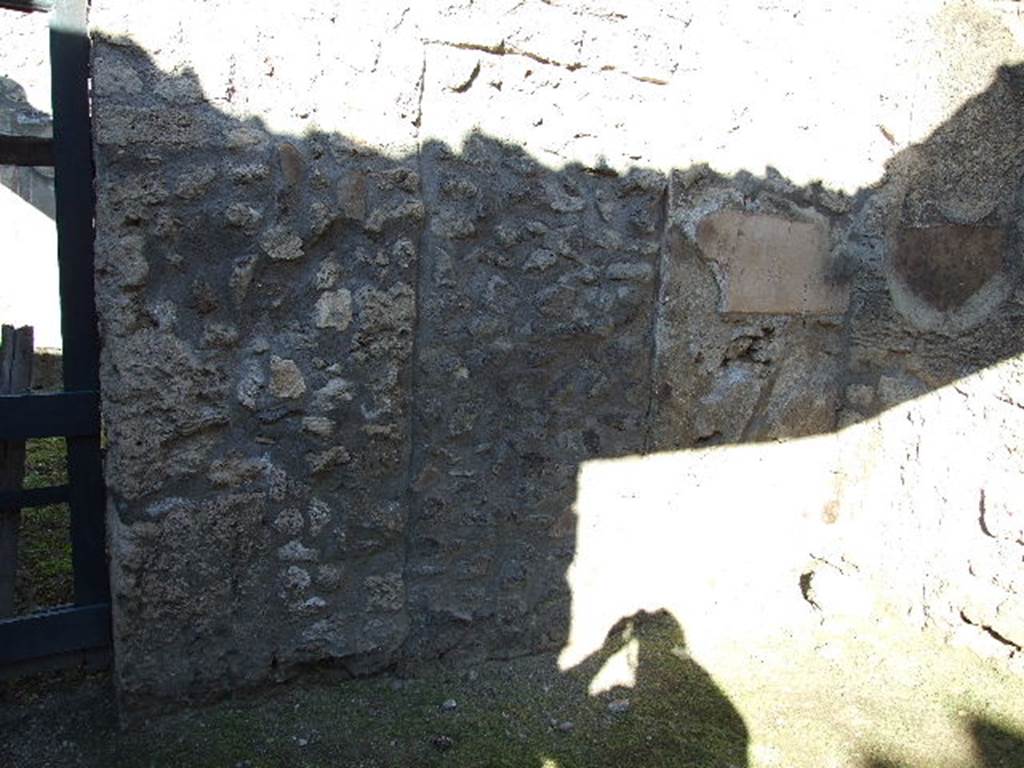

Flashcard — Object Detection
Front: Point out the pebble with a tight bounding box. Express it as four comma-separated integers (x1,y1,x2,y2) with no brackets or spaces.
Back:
441,698,458,711
432,735,454,751
607,698,631,714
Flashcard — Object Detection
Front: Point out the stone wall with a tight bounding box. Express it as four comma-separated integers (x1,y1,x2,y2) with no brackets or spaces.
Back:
88,0,1024,707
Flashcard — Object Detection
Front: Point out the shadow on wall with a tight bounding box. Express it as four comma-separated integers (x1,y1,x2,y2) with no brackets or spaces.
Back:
866,718,1024,768
83,34,1024,759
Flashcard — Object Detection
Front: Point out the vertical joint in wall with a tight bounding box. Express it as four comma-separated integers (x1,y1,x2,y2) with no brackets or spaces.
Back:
400,43,430,644
641,179,671,455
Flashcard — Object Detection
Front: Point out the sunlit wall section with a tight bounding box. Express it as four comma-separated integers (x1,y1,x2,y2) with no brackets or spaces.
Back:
418,0,1016,190
90,0,423,153
92,1,1021,188
564,354,1024,668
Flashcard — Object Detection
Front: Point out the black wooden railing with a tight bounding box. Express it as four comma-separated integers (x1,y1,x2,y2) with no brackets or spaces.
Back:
0,0,110,670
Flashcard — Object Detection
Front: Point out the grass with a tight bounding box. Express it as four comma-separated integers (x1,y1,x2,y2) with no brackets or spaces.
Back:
4,610,1024,768
13,436,72,614
2,612,755,768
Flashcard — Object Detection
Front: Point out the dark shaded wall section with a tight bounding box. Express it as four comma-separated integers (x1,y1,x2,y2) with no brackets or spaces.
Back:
88,30,1024,707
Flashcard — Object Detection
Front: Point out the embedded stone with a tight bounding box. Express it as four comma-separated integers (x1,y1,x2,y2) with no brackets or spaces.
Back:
273,507,305,536
391,237,417,266
94,105,209,147
543,177,586,212
92,57,143,96
845,384,876,412
365,200,425,233
606,262,653,281
430,208,476,239
146,301,177,330
315,564,343,589
306,446,351,474
266,464,288,502
278,142,305,187
302,416,335,437
174,167,217,199
337,173,367,220
249,337,270,354
225,202,262,228
278,540,319,562
208,454,270,487
228,163,270,183
314,289,353,331
230,254,258,306
312,378,355,412
237,362,265,409
154,75,204,105
201,323,239,349
301,617,351,656
310,201,334,237
307,499,331,535
366,501,404,533
260,226,304,261
269,356,306,399
365,573,405,611
315,260,342,290
355,283,416,333
442,177,478,198
280,565,311,593
385,167,420,193
143,497,193,520
523,249,557,272
102,234,148,289
294,596,327,614
226,126,269,151
696,210,847,315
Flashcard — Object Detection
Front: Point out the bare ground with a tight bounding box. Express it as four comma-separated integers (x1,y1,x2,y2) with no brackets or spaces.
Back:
2,613,1023,768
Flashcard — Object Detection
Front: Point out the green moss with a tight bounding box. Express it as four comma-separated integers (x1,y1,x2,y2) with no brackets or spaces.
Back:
22,436,69,489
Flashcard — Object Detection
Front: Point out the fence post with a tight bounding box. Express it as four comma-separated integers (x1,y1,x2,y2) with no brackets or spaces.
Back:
0,324,34,617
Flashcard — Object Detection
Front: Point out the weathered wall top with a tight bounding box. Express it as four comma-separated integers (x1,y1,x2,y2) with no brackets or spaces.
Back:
91,1,1020,188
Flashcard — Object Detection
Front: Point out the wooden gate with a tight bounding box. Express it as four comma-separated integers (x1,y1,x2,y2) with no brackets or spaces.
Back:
0,0,109,671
